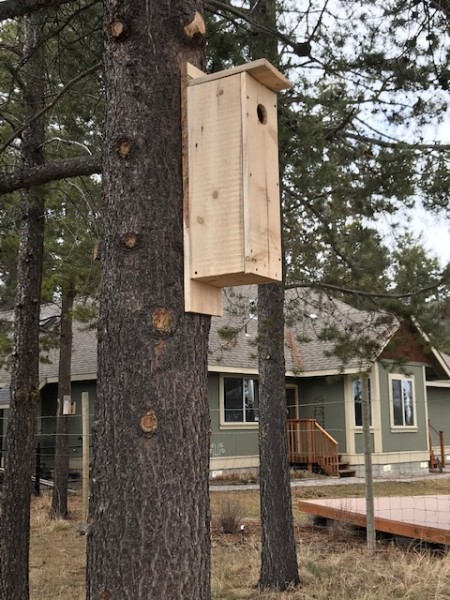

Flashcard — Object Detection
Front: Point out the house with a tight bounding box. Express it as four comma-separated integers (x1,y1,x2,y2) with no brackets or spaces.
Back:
0,287,449,478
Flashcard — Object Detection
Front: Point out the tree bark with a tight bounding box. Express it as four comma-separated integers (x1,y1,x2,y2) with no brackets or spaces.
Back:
253,0,300,591
258,284,300,590
0,12,46,600
86,2,211,599
51,280,76,519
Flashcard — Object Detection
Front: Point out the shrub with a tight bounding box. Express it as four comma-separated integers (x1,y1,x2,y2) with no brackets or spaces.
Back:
218,496,243,534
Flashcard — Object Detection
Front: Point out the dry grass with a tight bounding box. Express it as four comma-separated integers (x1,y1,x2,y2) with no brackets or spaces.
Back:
211,490,261,520
292,478,450,501
28,478,450,599
30,492,85,600
212,531,450,599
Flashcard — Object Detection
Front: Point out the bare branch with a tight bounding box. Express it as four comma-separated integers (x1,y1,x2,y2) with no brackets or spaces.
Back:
0,61,102,155
0,154,101,195
0,0,80,22
286,280,446,300
0,42,22,56
341,131,450,152
205,0,311,57
430,0,450,22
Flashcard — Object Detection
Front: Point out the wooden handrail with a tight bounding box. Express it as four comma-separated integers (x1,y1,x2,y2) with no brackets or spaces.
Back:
428,419,445,469
313,421,339,446
286,419,339,476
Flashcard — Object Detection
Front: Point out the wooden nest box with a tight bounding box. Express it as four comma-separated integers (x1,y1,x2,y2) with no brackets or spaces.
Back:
183,59,291,315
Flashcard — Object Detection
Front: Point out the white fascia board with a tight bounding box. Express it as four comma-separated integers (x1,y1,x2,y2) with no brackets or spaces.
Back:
426,380,450,388
207,364,363,377
411,317,450,380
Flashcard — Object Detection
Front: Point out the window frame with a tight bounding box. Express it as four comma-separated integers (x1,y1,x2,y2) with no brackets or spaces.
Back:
220,375,260,429
219,376,299,429
352,377,372,429
388,374,417,430
286,384,299,420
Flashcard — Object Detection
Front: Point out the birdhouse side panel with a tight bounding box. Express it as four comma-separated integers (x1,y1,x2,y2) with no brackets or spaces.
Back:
242,74,282,282
187,74,245,282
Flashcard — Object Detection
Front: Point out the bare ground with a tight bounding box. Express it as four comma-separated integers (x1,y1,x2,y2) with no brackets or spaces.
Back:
28,479,450,600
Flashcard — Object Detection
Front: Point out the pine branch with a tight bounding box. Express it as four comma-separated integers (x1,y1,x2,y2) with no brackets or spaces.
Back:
0,0,80,22
0,61,102,155
0,155,101,195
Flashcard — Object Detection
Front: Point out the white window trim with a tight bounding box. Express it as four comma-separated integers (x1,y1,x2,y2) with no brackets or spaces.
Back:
345,367,382,456
388,373,418,431
219,376,299,430
352,376,373,430
219,374,259,430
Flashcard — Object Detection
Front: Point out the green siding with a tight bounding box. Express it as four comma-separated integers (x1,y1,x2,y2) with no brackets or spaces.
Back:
6,362,440,472
378,363,428,453
297,376,346,453
39,381,96,472
427,387,450,442
209,373,259,459
354,432,374,454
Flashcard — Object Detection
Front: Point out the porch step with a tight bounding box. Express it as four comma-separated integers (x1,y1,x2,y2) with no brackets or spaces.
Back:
338,460,356,478
338,468,356,478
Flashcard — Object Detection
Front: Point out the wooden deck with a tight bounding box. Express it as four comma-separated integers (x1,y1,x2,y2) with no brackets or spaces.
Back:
298,495,450,545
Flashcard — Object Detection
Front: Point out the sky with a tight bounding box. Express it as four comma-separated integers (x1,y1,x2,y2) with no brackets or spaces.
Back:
388,116,450,268
377,206,450,267
411,209,450,266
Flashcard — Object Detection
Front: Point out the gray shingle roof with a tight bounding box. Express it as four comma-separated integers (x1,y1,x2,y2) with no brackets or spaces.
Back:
209,286,398,374
0,385,10,405
0,286,400,405
0,302,98,406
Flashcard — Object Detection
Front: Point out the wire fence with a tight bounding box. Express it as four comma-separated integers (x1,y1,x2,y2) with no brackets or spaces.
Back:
0,403,448,551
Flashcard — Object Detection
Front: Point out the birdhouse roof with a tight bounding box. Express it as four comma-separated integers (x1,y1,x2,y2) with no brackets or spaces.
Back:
188,58,292,93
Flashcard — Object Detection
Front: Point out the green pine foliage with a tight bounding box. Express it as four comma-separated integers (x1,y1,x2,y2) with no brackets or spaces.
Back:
204,0,450,353
1,0,450,352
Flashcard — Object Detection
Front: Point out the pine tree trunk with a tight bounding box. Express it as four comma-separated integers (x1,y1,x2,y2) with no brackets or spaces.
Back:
252,0,300,590
86,3,211,598
0,12,46,600
51,280,76,518
258,283,300,590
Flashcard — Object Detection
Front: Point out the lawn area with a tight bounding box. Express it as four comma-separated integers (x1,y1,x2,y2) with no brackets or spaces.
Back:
29,478,450,599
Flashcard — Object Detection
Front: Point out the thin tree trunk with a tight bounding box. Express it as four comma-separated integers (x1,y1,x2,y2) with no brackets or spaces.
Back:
86,2,211,598
361,371,376,554
258,283,300,590
51,280,76,518
252,0,300,590
0,12,46,600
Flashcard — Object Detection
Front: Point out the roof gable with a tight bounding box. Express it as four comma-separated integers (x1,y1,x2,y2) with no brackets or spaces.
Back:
381,322,433,365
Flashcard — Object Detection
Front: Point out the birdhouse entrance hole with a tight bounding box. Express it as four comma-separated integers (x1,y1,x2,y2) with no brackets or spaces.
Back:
257,104,268,124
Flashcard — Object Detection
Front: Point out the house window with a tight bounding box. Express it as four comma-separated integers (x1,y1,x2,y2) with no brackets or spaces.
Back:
390,376,415,427
223,377,259,424
353,378,372,427
286,386,298,420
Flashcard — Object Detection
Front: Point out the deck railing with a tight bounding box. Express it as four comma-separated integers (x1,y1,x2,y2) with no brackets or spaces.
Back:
428,419,445,471
286,419,339,477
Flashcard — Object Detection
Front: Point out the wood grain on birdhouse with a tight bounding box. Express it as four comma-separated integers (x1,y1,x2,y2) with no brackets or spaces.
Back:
183,60,291,315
